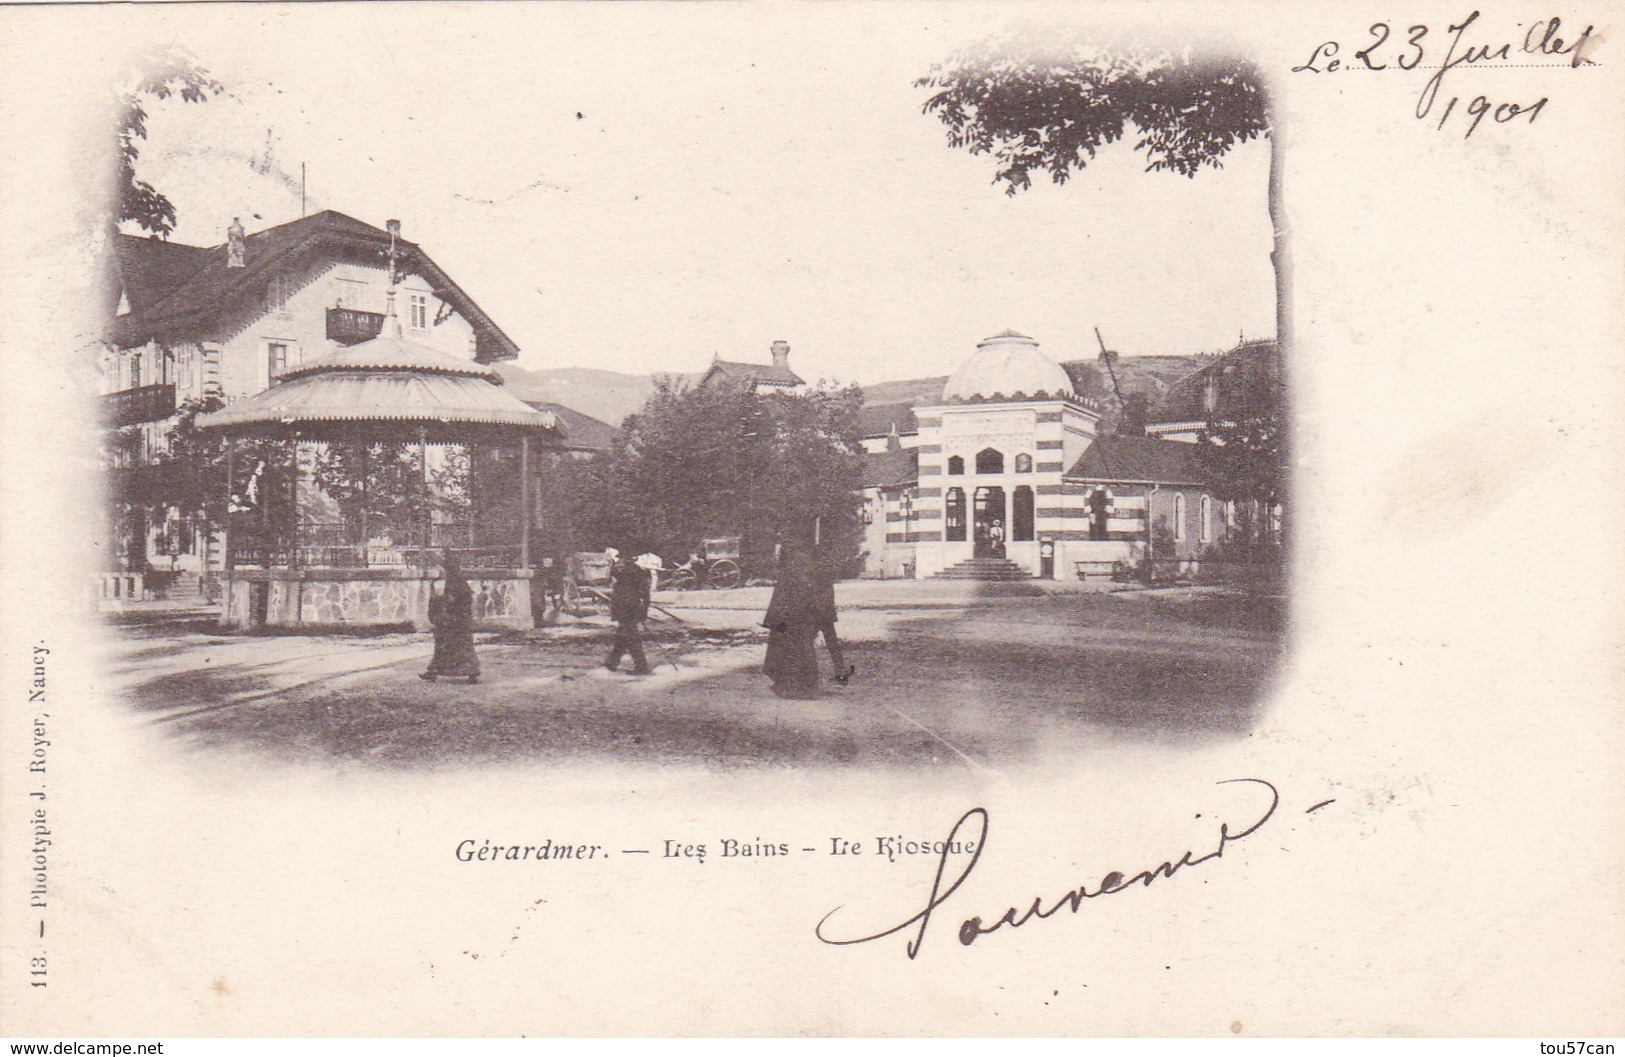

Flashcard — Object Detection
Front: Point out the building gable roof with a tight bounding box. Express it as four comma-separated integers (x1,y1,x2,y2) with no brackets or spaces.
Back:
111,235,212,318
1064,435,1210,485
861,448,918,489
107,210,520,362
524,400,618,452
700,359,805,388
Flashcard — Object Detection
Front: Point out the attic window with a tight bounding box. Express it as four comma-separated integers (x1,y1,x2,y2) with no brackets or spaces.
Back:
409,294,428,331
269,269,295,317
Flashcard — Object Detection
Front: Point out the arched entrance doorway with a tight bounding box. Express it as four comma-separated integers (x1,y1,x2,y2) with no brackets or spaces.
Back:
973,485,1007,558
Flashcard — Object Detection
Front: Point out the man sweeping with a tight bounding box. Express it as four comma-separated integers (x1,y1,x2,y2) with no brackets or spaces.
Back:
604,548,653,676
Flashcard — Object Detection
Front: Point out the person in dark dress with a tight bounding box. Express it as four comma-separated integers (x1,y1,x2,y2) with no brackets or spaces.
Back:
762,540,821,699
811,543,852,684
604,550,653,675
422,551,480,683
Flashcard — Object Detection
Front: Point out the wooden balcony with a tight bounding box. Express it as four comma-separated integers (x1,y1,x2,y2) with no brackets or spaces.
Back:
326,307,385,346
104,383,176,427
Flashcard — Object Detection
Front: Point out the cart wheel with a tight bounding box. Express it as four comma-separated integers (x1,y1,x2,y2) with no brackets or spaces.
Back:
562,580,589,617
708,560,742,590
668,569,698,592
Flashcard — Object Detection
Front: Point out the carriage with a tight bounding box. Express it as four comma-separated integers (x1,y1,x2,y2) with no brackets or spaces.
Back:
557,550,615,616
663,535,743,591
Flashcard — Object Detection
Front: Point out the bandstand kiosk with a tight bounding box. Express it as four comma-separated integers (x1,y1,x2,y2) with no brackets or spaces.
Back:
197,297,561,632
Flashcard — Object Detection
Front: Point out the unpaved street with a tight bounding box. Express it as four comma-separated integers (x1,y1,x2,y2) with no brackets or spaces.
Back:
105,581,1284,771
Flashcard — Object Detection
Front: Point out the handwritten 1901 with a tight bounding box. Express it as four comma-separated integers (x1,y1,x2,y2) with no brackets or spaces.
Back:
1292,11,1598,137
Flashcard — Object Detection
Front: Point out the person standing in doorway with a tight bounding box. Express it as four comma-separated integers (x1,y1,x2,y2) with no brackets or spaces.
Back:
604,548,653,675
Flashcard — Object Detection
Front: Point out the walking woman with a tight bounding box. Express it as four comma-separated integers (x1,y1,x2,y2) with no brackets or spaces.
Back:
422,551,480,684
762,539,821,699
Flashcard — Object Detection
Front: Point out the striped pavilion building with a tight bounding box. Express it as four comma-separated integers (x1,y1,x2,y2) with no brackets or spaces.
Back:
859,330,1254,581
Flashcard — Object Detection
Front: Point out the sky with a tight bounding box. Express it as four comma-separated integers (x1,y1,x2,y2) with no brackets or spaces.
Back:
122,3,1275,386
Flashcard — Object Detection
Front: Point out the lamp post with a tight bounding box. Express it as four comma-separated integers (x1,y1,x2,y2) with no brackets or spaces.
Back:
898,489,916,580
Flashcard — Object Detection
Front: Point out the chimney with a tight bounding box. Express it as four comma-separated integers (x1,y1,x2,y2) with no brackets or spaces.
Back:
770,339,790,371
226,218,246,268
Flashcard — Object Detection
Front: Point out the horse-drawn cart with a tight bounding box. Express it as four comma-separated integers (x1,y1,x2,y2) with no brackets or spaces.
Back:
662,536,743,590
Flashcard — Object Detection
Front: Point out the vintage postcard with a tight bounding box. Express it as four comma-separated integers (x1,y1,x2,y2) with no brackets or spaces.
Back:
1,0,1620,1039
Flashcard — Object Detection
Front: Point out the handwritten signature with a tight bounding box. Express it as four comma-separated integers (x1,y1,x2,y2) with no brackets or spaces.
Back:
816,778,1284,960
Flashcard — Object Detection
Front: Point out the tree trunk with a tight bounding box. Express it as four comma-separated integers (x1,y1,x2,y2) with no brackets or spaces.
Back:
1266,118,1290,568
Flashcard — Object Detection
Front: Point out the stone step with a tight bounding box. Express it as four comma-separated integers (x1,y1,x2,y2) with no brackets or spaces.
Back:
932,557,1031,581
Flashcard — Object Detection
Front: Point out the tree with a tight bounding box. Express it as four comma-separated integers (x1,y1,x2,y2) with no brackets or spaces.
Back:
116,46,224,236
311,442,432,545
916,29,1284,355
1199,408,1284,510
104,397,300,566
578,378,866,574
1196,350,1286,552
1118,392,1149,437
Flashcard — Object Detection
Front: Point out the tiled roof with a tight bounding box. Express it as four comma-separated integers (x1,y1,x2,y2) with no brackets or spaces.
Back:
1064,435,1209,485
702,360,804,387
856,401,918,439
111,235,210,316
524,401,617,452
107,210,520,362
861,448,918,489
1151,340,1281,424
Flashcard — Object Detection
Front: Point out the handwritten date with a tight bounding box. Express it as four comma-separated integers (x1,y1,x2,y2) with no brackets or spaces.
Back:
1292,11,1596,137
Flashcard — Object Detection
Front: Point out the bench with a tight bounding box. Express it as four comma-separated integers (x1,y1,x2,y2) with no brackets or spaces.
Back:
1073,560,1122,580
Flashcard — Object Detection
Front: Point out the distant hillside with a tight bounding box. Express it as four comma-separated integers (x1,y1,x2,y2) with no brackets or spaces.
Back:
494,364,660,429
861,375,951,405
498,353,1213,441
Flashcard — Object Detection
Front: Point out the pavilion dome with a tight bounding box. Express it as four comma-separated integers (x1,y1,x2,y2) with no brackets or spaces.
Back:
941,330,1075,402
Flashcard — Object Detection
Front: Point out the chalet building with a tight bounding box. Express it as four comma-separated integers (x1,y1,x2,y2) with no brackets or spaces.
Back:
856,331,1281,581
101,211,543,583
